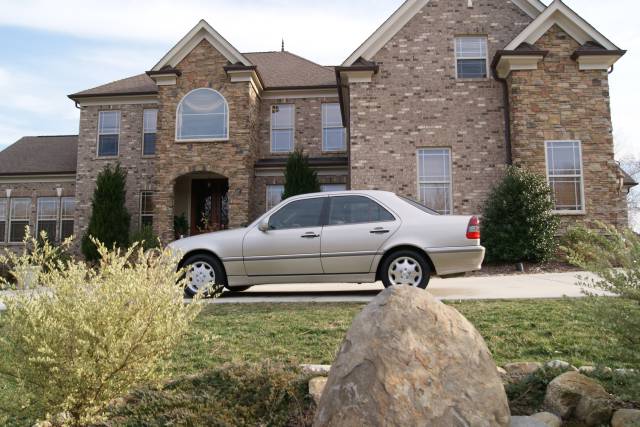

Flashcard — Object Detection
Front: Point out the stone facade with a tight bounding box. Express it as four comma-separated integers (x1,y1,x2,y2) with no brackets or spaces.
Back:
508,25,628,229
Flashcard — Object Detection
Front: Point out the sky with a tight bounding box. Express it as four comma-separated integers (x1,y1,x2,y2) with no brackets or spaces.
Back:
0,0,638,158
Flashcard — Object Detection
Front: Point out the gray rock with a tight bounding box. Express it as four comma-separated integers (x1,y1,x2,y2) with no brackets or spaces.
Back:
313,285,510,427
579,365,597,374
503,362,542,381
531,411,562,427
612,409,640,427
545,360,578,372
510,416,547,427
615,368,637,376
544,371,612,425
309,376,328,405
301,364,331,376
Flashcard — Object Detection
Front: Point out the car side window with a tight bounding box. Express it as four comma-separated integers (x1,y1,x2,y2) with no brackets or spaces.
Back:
268,197,325,230
328,196,395,226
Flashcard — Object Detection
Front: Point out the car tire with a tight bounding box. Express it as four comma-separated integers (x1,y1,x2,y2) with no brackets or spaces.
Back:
182,253,227,298
380,250,431,289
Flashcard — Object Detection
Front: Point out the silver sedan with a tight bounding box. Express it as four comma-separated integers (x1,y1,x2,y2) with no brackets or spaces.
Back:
169,190,485,296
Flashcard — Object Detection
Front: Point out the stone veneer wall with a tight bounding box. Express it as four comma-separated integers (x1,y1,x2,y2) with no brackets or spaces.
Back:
348,0,532,215
508,25,628,229
153,40,259,243
74,104,156,244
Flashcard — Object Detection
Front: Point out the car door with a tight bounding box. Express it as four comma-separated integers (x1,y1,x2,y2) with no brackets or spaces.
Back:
321,195,400,274
243,196,327,276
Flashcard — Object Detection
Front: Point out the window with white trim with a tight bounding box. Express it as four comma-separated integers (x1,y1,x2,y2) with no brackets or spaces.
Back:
143,109,157,155
455,37,488,79
61,197,75,241
322,103,346,152
271,104,294,153
266,185,284,211
98,111,120,157
0,199,6,243
140,191,154,227
546,140,584,212
321,184,347,192
9,198,30,243
37,197,59,241
176,88,228,141
417,148,452,215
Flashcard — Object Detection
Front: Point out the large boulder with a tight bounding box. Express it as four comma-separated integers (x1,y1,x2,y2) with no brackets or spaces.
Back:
313,285,510,427
530,412,562,427
612,409,640,427
544,371,613,425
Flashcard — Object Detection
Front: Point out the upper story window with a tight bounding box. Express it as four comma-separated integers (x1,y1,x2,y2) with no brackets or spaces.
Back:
266,185,284,211
546,141,584,213
455,37,488,79
9,198,30,243
61,197,75,241
0,198,6,243
36,197,59,242
271,104,295,153
143,109,158,155
98,111,120,157
417,148,452,215
322,103,346,152
176,88,228,141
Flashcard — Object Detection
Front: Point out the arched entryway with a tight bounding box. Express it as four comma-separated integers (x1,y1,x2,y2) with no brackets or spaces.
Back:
174,172,229,238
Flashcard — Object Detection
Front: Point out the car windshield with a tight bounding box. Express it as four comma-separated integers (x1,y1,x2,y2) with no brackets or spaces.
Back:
399,196,440,215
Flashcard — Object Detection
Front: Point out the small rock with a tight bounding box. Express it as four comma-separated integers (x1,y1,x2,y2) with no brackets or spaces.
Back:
544,371,612,425
309,376,328,405
612,409,640,427
531,411,562,427
615,368,637,376
510,416,547,427
503,362,542,382
545,360,578,372
301,364,331,376
579,366,597,374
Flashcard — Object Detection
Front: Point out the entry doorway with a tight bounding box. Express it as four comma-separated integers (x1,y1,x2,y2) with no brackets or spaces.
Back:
190,179,229,236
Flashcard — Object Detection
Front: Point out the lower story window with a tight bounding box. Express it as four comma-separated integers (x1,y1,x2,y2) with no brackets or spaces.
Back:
0,199,6,243
266,185,284,211
37,197,59,241
546,140,584,212
61,197,75,240
417,148,452,215
321,184,347,192
140,191,154,227
9,198,31,243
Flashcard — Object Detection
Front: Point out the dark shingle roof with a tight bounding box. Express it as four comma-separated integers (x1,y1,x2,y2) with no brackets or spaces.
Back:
0,136,78,176
69,74,158,99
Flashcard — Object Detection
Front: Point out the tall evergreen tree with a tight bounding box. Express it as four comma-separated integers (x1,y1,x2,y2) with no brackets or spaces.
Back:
282,148,321,199
81,164,131,261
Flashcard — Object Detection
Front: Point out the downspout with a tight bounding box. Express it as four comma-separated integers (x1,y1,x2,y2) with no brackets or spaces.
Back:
492,67,513,166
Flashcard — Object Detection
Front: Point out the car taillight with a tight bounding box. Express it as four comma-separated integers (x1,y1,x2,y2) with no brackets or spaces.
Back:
466,216,480,240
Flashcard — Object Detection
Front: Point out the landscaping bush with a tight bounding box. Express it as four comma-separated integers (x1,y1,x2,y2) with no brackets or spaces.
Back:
0,240,203,425
81,164,131,261
282,148,320,200
130,224,160,251
482,166,559,263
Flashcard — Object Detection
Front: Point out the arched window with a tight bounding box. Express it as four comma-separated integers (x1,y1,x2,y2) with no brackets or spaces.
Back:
176,88,228,141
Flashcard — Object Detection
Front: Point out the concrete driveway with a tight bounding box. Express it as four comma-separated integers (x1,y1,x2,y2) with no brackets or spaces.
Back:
212,271,600,304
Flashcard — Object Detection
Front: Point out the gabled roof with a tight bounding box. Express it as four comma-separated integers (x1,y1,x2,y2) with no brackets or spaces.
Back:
152,19,251,70
505,0,621,51
69,73,157,99
244,51,336,89
342,0,547,66
0,136,78,176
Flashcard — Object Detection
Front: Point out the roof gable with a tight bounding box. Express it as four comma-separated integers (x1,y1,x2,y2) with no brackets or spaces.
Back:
152,19,251,71
342,0,547,66
505,0,620,51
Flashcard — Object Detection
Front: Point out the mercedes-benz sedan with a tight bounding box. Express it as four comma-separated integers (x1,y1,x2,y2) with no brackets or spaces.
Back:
169,191,484,296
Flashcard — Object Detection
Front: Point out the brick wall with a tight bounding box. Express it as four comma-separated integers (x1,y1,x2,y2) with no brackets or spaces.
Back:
508,25,628,229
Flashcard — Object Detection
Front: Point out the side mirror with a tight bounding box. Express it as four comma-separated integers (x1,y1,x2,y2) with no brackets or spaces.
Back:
258,220,269,232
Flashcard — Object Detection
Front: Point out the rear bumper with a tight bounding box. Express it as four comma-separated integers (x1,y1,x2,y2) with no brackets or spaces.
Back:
426,246,485,276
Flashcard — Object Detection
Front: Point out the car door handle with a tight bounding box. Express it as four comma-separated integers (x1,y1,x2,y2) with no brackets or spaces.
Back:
301,232,320,238
370,227,390,234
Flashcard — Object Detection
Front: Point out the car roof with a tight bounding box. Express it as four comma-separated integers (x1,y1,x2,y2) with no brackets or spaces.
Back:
287,190,396,201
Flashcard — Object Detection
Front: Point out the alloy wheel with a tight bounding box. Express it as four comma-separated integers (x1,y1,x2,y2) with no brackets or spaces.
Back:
387,256,423,286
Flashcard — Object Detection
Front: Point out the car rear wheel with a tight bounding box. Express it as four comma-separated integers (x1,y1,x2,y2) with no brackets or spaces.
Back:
381,250,431,289
182,253,227,298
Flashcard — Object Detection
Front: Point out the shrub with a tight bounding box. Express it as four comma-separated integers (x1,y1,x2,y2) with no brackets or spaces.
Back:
482,166,559,263
173,214,189,239
0,240,203,425
130,224,160,251
81,164,131,261
282,148,320,200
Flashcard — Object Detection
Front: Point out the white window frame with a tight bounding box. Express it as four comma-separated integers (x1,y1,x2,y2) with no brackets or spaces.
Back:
545,140,586,215
142,108,158,156
270,104,295,153
321,184,347,192
9,198,31,243
97,110,121,157
321,103,346,152
0,198,7,243
454,36,489,80
60,197,75,241
36,197,59,241
416,148,453,215
266,185,284,211
175,88,229,142
140,191,154,227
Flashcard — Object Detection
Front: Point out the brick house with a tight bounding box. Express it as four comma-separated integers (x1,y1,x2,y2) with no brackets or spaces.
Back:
0,0,635,248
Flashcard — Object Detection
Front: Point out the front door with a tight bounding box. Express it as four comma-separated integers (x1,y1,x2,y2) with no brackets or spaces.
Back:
191,179,228,236
243,196,327,276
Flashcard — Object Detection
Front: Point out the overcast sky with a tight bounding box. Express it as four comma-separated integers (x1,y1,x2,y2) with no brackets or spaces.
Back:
0,0,637,157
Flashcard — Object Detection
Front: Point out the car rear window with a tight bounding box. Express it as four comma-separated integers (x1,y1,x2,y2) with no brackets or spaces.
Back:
399,196,440,215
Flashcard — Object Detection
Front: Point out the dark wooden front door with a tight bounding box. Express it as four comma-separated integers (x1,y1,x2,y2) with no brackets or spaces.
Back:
190,179,228,235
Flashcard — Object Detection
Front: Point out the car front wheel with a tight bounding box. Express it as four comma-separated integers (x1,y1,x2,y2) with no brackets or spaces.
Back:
182,253,227,298
380,250,431,289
